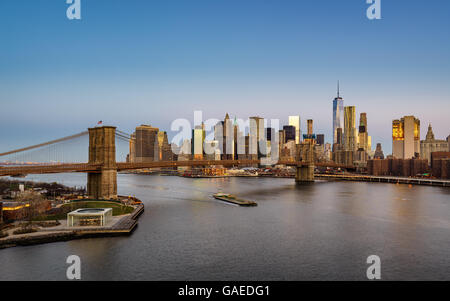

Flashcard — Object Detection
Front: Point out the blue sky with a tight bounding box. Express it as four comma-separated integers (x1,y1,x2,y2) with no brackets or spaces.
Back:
1,0,449,156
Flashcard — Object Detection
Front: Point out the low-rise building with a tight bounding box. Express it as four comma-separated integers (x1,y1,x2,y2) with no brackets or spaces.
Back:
431,152,450,179
367,158,429,177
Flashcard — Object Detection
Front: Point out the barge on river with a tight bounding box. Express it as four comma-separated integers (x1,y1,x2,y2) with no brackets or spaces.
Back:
213,193,257,207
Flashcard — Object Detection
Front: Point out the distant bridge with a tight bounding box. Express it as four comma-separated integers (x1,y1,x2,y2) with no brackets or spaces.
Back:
0,126,355,199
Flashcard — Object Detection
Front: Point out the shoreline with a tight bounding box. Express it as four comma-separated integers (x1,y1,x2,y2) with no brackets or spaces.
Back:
123,172,450,187
0,204,144,249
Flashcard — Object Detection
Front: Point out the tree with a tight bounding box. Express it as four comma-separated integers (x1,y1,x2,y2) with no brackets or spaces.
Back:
15,191,46,229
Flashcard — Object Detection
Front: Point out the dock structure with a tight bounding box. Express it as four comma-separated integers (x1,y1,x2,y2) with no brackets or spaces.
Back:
315,174,450,187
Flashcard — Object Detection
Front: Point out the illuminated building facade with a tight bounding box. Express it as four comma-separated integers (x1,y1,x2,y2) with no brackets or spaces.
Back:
392,116,420,159
343,106,357,152
192,124,206,160
289,115,301,144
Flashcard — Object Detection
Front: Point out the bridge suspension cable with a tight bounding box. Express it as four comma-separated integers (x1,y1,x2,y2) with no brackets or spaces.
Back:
115,130,134,142
0,131,89,157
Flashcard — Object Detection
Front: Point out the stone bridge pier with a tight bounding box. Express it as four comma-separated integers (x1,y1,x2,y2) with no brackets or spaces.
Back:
87,126,118,200
295,164,314,183
295,120,315,183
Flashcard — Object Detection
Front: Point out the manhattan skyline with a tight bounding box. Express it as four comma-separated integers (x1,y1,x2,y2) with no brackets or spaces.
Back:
1,0,449,154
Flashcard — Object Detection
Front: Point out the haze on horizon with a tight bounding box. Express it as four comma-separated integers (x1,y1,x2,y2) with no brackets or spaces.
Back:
1,0,449,156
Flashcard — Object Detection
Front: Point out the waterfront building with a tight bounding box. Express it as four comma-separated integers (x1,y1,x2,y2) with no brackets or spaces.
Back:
192,124,205,160
289,115,301,144
420,124,448,165
392,116,420,159
332,81,344,144
133,125,159,163
431,152,450,179
367,158,428,177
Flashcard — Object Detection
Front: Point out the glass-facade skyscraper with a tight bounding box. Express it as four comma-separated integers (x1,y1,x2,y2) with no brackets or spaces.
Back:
332,82,344,144
288,115,300,144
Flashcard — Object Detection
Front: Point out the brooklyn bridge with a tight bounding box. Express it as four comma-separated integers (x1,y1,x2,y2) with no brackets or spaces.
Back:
0,126,354,199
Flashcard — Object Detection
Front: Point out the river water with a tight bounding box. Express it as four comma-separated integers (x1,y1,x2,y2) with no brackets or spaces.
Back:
1,173,449,280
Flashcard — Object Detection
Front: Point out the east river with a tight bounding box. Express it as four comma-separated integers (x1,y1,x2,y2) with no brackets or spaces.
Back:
1,173,450,280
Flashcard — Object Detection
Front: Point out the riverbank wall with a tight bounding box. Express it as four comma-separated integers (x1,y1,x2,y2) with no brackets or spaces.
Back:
0,204,144,249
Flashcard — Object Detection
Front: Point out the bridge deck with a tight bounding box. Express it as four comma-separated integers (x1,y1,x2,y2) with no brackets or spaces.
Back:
0,160,354,176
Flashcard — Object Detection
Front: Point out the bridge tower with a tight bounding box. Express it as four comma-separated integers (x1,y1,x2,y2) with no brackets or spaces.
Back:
87,126,117,199
296,119,315,183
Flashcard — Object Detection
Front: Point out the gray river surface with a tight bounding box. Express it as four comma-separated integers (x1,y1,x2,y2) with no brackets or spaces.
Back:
1,173,450,280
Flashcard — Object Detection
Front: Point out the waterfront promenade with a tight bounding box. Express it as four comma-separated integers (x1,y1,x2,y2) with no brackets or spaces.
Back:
0,204,144,249
316,174,450,187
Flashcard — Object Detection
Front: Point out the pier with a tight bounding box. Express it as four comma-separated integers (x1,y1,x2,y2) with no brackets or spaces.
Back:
315,174,450,187
0,204,144,249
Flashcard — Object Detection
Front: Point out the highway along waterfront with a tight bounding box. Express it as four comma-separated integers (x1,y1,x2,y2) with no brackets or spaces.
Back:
1,173,450,280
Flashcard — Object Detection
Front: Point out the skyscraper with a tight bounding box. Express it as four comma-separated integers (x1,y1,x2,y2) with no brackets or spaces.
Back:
249,116,264,158
192,124,205,160
316,134,325,146
288,115,300,144
332,81,344,144
133,124,159,163
358,113,369,151
283,125,296,142
392,116,420,159
343,106,357,152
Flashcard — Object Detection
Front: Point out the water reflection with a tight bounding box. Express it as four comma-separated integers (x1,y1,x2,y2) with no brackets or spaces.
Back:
1,174,450,280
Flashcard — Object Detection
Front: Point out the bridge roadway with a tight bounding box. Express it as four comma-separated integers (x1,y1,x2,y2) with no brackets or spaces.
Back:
0,160,354,177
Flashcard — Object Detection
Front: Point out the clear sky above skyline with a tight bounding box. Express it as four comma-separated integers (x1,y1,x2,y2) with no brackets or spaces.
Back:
1,0,449,155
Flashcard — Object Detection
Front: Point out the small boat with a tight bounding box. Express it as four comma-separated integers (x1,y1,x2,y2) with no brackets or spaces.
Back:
213,193,257,207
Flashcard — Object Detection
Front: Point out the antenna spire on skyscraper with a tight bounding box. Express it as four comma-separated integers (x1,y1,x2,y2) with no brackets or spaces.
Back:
337,80,340,98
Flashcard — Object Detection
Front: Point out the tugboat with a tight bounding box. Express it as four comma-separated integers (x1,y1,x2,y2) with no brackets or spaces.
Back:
213,193,257,207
